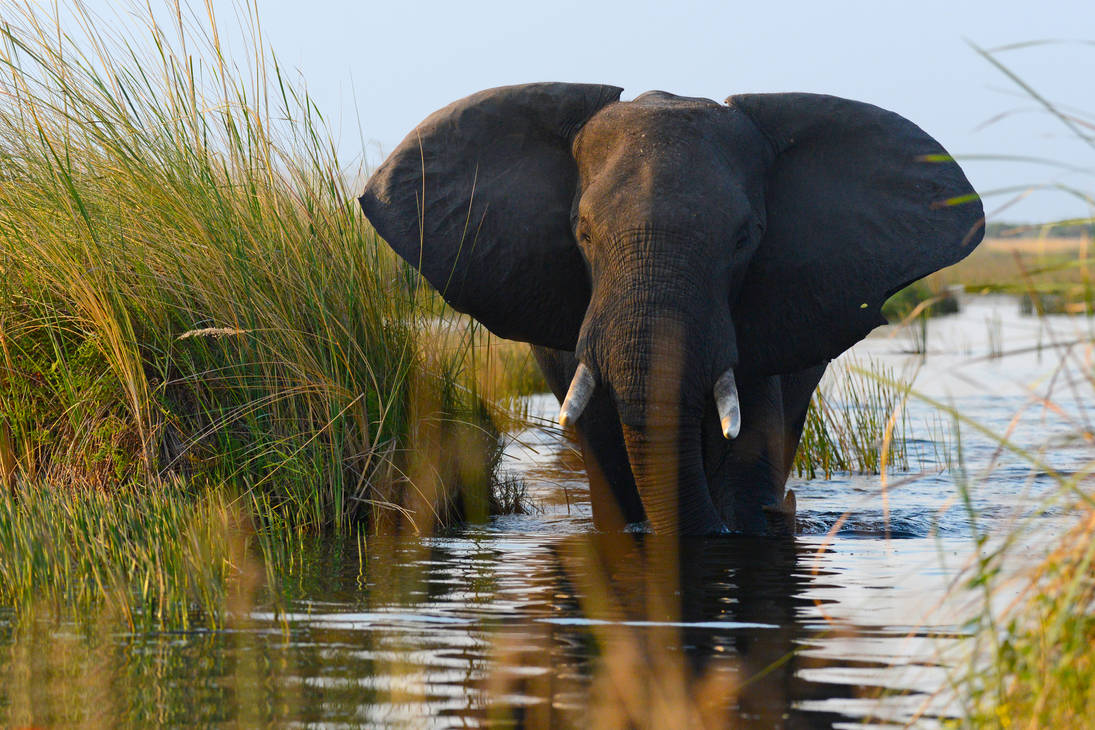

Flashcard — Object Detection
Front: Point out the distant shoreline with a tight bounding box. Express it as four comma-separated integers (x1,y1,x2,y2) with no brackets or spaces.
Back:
981,234,1091,254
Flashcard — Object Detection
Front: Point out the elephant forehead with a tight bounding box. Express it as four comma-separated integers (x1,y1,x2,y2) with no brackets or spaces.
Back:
578,99,725,155
576,97,769,186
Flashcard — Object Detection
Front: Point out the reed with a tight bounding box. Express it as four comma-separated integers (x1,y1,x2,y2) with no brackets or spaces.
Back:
0,479,295,630
0,0,529,637
958,507,1095,727
0,0,504,536
794,358,912,479
924,346,1095,728
945,318,1095,726
935,40,1095,727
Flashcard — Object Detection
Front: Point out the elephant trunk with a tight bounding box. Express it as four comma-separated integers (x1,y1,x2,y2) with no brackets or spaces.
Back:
594,311,730,535
619,417,724,534
578,230,738,535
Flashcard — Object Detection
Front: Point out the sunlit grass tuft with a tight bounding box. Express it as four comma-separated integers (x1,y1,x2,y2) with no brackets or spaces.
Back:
794,359,913,478
959,507,1095,728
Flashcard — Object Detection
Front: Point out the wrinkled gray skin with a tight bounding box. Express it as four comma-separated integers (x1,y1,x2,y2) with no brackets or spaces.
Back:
360,83,984,536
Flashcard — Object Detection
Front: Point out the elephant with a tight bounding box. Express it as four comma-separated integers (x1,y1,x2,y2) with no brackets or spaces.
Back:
359,83,984,536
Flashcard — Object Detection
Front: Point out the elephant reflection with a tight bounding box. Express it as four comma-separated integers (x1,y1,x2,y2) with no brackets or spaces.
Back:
423,534,856,728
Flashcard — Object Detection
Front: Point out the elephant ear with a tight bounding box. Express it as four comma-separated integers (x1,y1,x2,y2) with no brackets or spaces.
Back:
360,82,623,350
727,93,984,374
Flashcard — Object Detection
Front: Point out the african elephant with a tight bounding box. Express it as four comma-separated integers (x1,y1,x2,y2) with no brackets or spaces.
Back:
359,83,983,535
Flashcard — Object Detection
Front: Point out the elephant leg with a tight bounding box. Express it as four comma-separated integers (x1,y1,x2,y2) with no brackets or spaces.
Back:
531,346,645,530
778,362,828,481
702,373,787,535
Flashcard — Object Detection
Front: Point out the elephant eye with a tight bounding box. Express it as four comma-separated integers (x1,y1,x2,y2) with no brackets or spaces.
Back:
734,231,749,250
576,218,593,244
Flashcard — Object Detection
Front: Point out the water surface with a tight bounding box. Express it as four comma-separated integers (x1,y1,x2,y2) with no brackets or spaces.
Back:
3,295,1092,728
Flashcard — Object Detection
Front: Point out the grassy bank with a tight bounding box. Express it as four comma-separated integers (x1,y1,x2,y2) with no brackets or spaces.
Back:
0,0,507,522
929,234,1095,313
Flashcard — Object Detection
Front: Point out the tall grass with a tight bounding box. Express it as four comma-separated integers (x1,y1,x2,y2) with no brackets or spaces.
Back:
960,509,1095,727
928,329,1095,727
0,479,300,629
794,359,912,478
948,325,1095,724
0,0,503,530
935,41,1095,727
0,0,516,626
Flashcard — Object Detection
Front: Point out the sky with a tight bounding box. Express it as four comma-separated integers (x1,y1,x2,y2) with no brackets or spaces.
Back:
18,0,1095,223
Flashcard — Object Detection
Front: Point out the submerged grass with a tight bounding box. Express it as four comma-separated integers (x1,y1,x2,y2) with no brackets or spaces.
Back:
0,479,297,630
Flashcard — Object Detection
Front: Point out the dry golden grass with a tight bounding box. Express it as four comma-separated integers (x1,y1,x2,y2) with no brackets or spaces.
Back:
928,234,1093,294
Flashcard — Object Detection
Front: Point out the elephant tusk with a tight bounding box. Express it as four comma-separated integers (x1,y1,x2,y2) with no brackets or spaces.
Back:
714,368,741,439
558,363,596,429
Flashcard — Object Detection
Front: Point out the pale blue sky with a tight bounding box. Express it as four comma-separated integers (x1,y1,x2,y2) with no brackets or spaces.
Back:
23,0,1095,222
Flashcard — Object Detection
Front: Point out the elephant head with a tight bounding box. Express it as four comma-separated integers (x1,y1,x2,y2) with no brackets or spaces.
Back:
360,83,983,534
